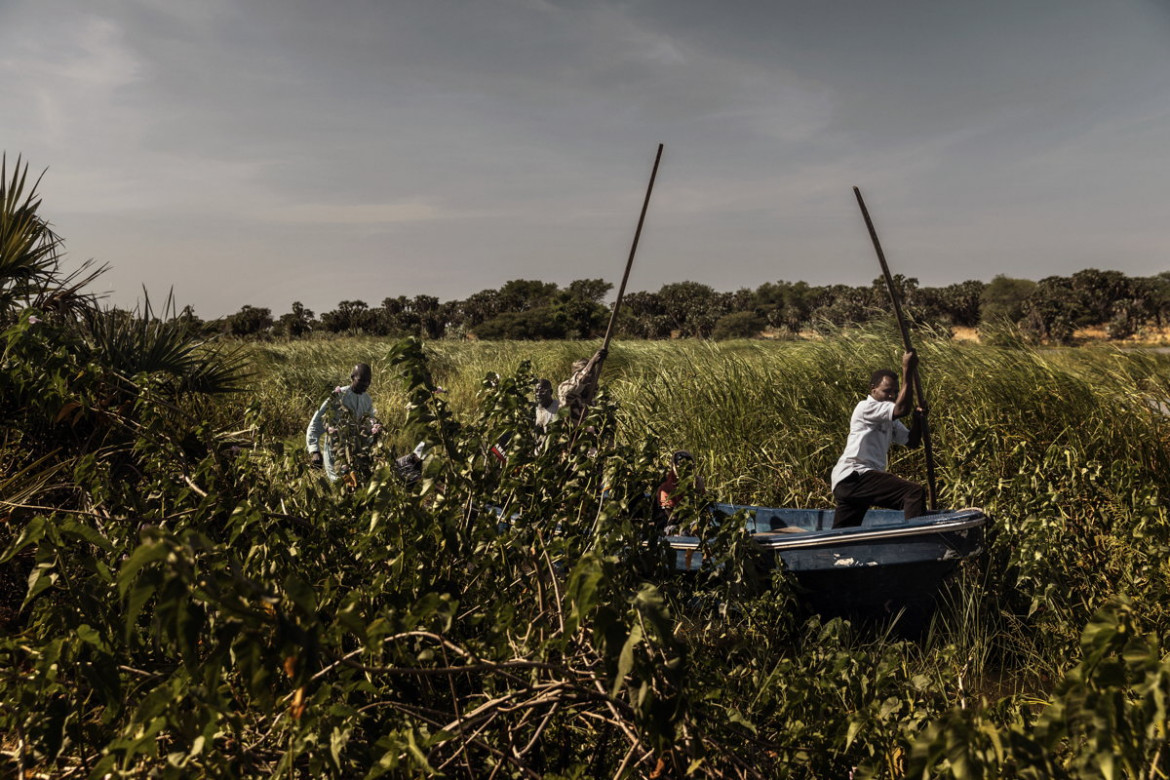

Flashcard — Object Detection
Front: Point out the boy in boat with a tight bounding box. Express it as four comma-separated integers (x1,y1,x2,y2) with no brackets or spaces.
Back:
557,348,606,425
306,362,375,481
830,351,926,528
654,450,706,532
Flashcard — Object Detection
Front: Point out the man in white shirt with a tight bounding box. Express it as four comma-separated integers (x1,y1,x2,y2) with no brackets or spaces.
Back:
830,351,925,528
306,363,375,481
534,378,559,433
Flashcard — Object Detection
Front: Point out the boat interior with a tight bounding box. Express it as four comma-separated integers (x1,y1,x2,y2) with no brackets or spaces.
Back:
712,504,944,534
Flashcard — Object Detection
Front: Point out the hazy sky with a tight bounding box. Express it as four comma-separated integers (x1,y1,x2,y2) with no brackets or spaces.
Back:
3,0,1169,317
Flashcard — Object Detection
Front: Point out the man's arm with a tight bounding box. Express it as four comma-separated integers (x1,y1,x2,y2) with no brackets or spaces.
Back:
892,350,917,418
557,349,608,406
584,347,607,377
306,396,332,462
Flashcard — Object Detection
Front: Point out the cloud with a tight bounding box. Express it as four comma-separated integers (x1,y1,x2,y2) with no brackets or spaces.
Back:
257,200,445,225
4,0,1170,315
1,9,141,147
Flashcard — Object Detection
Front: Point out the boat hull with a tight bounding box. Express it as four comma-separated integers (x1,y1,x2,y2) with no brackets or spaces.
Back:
667,505,988,620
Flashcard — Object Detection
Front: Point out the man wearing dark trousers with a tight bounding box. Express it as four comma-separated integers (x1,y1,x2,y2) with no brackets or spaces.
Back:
830,351,926,529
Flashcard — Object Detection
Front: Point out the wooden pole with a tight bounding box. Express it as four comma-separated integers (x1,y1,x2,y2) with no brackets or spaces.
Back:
601,143,664,354
853,186,939,510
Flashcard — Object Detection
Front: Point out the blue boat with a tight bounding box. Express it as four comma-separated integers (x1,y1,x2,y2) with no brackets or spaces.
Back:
666,504,988,622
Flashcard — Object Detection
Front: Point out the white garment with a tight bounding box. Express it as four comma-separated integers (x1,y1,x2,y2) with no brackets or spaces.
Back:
306,385,376,480
535,399,560,432
830,396,909,491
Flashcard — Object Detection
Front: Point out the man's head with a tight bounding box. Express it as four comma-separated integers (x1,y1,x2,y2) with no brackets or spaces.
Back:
350,363,372,395
869,368,898,402
535,379,554,407
672,450,695,475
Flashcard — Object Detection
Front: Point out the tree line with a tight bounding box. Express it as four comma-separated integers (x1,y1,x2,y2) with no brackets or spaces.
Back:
190,268,1170,343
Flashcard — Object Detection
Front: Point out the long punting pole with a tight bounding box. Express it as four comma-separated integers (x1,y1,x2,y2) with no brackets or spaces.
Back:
601,143,664,354
852,186,939,510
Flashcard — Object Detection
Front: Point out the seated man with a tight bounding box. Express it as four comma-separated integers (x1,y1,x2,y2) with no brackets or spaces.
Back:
655,450,706,531
306,363,375,481
830,351,926,529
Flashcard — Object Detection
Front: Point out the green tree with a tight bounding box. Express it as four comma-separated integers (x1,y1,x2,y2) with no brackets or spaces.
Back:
567,278,613,304
224,304,273,337
919,280,985,327
712,310,766,340
496,279,558,312
754,280,816,333
980,275,1036,326
657,281,732,338
810,284,874,329
1022,276,1077,344
616,290,671,338
473,307,568,339
320,299,377,333
1069,268,1132,327
275,301,314,338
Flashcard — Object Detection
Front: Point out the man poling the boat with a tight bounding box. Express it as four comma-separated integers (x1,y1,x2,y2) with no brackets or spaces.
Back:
829,350,927,529
559,143,662,430
556,348,607,425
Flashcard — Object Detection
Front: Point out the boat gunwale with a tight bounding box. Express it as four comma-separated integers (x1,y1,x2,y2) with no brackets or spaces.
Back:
666,510,987,552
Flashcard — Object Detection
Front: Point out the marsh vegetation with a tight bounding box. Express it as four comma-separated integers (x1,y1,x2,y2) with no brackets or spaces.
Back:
4,158,1170,777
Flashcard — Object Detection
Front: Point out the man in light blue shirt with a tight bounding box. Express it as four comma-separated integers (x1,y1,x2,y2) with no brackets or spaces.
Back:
830,351,925,528
307,363,375,481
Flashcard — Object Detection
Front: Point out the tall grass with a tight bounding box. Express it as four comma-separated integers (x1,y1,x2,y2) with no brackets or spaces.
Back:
233,334,1170,667
9,328,1170,777
239,334,1170,497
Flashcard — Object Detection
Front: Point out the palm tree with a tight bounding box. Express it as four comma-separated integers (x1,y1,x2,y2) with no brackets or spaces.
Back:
0,154,106,321
1,154,247,490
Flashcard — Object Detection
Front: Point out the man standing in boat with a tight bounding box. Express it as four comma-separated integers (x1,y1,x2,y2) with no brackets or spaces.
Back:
830,351,926,528
557,348,606,425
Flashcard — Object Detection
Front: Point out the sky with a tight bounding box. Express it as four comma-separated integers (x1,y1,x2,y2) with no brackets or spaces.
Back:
3,0,1169,318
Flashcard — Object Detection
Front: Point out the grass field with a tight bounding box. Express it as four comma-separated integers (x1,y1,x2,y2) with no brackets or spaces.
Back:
236,335,1170,674
242,333,1170,666
240,333,1170,507
8,331,1170,777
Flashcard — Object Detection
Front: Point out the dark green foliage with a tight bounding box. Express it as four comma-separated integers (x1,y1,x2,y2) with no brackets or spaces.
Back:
473,283,611,340
9,328,1170,777
0,155,67,318
320,299,377,334
245,270,1169,345
656,281,734,338
909,597,1170,778
474,307,569,339
274,301,315,338
980,275,1037,328
918,280,986,328
7,158,1170,777
2,335,787,776
225,304,275,337
712,310,766,340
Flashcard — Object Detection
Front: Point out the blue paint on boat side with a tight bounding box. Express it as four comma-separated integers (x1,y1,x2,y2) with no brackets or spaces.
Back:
666,504,989,619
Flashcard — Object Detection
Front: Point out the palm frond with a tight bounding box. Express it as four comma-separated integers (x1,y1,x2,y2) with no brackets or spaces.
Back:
0,154,64,316
77,290,249,397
